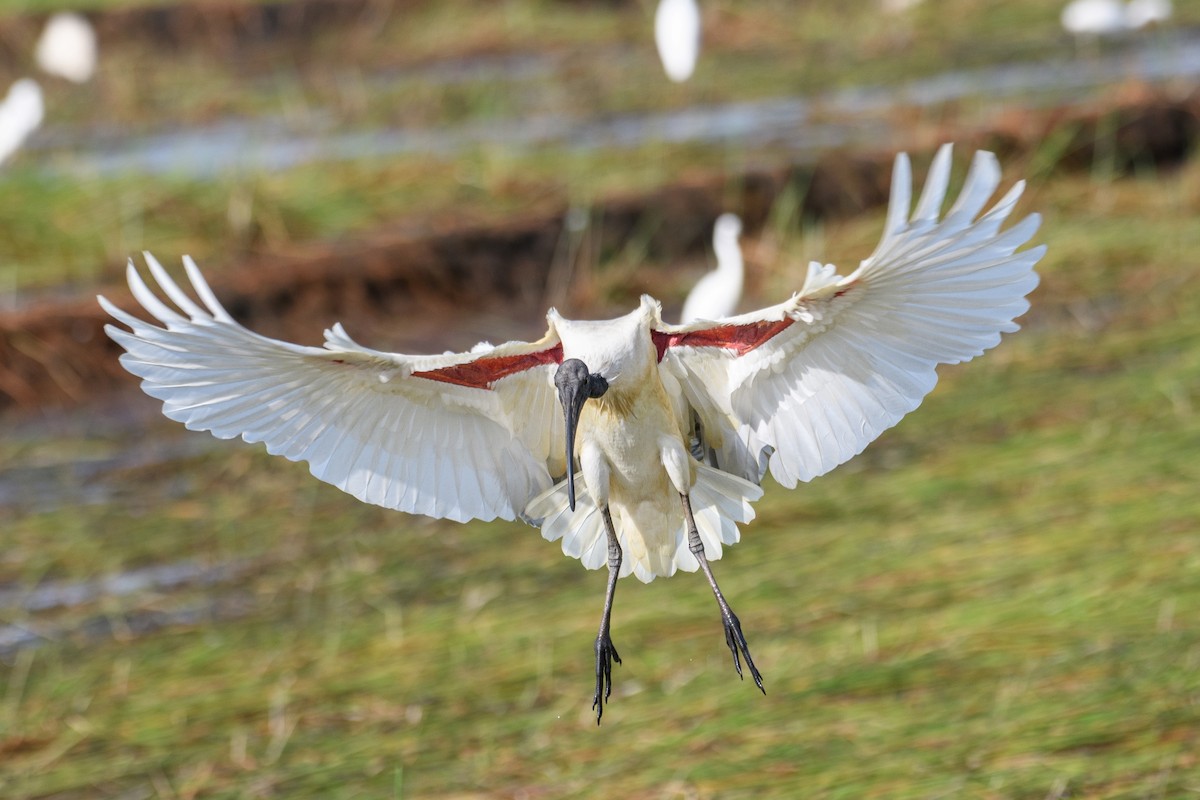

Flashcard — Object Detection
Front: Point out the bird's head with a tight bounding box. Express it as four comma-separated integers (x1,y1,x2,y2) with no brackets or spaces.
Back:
554,358,609,512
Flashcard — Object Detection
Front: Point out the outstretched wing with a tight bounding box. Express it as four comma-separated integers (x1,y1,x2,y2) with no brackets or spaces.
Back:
101,255,564,523
655,145,1045,487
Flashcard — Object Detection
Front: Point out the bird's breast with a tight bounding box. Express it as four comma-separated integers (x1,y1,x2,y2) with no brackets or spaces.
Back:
579,375,681,469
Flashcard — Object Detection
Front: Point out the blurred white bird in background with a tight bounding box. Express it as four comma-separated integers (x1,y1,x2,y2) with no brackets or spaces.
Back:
655,0,701,82
1125,0,1172,28
880,0,924,15
102,145,1044,723
681,213,744,323
1061,0,1125,35
1061,0,1171,35
35,12,98,83
0,79,45,166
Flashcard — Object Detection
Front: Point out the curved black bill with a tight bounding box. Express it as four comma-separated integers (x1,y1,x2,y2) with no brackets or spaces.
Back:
554,359,608,512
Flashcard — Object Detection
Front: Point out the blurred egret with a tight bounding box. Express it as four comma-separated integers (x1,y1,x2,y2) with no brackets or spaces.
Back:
1126,0,1171,28
655,0,701,83
35,12,98,83
880,0,924,14
1061,0,1127,34
681,213,743,323
0,79,44,166
1061,0,1170,34
102,145,1044,723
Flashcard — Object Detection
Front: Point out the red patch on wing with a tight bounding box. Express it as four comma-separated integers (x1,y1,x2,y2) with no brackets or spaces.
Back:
652,319,794,361
412,343,563,389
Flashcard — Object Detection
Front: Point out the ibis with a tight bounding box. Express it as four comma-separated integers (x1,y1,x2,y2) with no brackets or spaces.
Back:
101,145,1044,723
680,213,744,323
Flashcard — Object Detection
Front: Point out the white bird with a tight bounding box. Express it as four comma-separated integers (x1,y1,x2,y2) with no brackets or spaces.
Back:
1060,0,1171,35
1061,0,1127,34
880,0,924,15
35,12,98,84
0,78,45,167
101,145,1044,722
655,0,701,83
680,213,744,324
1125,0,1171,28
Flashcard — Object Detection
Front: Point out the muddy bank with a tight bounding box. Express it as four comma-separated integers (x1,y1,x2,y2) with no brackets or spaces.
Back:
0,155,885,413
1,93,1197,414
0,0,400,59
0,0,628,64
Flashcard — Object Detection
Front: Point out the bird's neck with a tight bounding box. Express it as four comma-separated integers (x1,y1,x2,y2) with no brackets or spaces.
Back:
715,248,742,274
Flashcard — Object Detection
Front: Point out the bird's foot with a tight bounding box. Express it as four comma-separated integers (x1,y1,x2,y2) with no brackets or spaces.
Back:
592,630,622,724
721,608,765,694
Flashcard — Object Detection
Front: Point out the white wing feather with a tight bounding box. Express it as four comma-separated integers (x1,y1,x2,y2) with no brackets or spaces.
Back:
660,145,1044,487
101,255,561,523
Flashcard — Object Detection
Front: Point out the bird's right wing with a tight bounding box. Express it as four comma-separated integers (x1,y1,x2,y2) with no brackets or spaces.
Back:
101,255,564,523
655,145,1045,487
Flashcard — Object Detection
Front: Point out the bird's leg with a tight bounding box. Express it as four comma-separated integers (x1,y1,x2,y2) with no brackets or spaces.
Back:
593,506,623,724
680,492,765,693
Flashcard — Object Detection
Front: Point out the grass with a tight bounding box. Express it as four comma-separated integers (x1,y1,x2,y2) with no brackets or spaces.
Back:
3,0,1200,795
0,139,738,291
6,0,1200,291
2,152,1199,797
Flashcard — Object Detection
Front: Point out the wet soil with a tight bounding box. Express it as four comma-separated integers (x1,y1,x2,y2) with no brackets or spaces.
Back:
1,91,1197,415
0,0,630,68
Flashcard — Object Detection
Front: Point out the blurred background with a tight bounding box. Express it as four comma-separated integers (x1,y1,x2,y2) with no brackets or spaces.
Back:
2,0,1199,797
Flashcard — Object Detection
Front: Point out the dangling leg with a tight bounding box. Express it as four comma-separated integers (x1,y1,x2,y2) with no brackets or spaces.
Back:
592,506,623,724
680,492,765,693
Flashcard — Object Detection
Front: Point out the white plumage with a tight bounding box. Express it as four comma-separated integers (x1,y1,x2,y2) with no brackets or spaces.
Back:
102,145,1043,720
654,0,701,83
35,12,98,84
1061,0,1171,34
1125,0,1171,28
1062,0,1126,34
681,213,743,323
0,79,44,166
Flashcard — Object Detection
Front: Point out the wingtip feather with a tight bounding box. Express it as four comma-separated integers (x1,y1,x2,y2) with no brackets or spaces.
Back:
181,256,235,323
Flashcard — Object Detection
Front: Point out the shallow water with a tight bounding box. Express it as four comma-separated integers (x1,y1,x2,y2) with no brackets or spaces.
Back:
0,557,253,613
0,428,215,514
28,31,1200,179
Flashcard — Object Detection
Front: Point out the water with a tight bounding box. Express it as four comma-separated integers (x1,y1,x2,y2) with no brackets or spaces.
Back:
0,558,254,613
0,590,257,659
27,32,1200,179
0,430,217,514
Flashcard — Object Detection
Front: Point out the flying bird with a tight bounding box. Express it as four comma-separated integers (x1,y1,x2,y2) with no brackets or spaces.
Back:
655,0,701,82
680,213,744,323
101,145,1043,723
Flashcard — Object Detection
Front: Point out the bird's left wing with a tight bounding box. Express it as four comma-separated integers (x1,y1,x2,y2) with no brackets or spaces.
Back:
654,145,1045,487
101,255,564,523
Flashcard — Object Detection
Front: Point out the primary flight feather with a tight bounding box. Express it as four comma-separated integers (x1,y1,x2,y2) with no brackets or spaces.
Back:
102,144,1043,722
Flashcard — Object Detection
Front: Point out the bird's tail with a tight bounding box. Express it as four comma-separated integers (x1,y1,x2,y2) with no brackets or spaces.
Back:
672,464,762,574
523,464,762,583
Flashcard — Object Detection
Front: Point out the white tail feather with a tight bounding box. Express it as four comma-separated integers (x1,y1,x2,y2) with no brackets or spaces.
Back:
524,463,762,583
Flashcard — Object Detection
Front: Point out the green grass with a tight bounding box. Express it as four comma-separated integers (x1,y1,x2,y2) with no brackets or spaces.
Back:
7,0,1200,292
0,140,735,291
3,1,1200,795
3,156,1199,798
